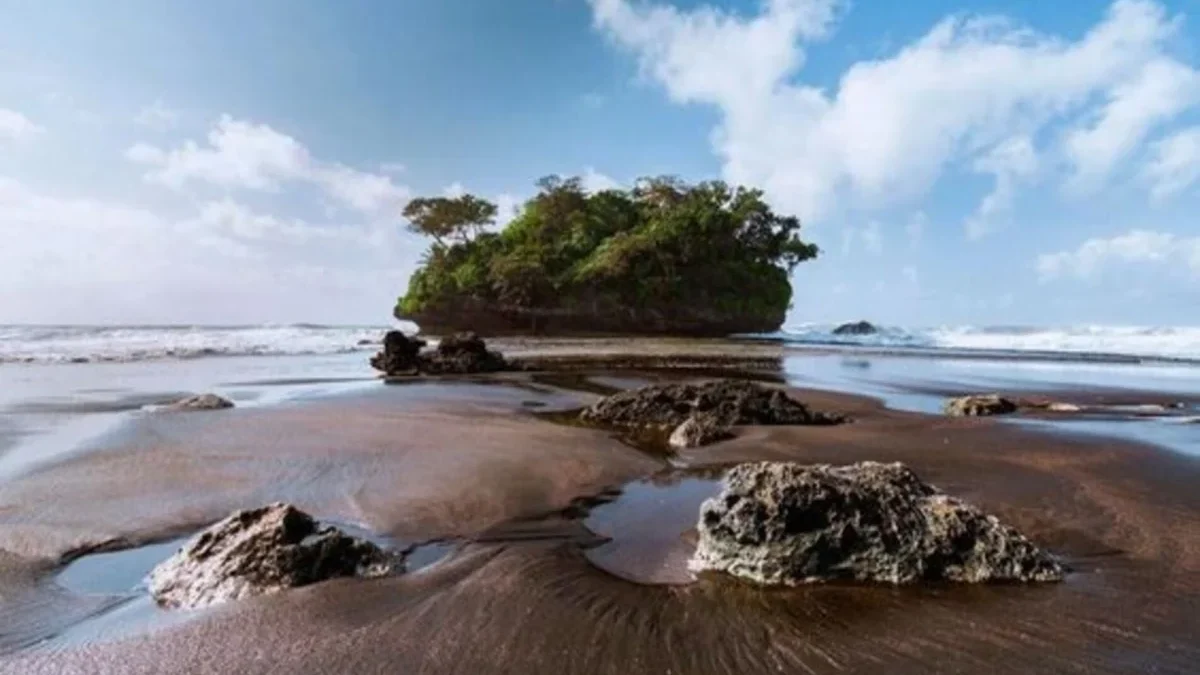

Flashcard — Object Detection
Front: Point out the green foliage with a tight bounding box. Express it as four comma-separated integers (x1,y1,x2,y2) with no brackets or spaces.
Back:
396,175,819,332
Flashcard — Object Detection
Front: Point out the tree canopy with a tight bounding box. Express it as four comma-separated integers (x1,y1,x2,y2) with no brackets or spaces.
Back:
396,175,819,335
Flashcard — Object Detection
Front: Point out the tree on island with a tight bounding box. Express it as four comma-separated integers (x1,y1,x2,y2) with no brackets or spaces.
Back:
396,175,819,335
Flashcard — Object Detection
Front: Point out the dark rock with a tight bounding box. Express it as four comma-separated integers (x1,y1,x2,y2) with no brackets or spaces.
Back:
944,394,1019,417
581,379,846,435
420,332,507,374
690,461,1064,585
668,413,735,450
356,338,376,346
166,393,234,411
148,503,396,609
369,331,427,375
832,320,878,336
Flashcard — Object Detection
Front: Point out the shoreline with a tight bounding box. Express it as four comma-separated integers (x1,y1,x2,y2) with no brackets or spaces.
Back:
0,345,1197,673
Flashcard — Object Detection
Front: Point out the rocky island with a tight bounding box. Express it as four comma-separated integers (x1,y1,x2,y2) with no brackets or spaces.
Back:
394,176,818,336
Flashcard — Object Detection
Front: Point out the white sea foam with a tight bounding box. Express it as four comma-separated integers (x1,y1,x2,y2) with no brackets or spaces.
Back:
775,324,1200,362
0,324,409,364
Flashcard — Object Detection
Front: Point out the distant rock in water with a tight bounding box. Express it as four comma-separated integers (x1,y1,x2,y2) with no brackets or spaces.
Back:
832,320,878,336
944,394,1018,417
148,503,395,610
690,461,1064,585
166,393,234,411
369,330,507,376
581,380,846,448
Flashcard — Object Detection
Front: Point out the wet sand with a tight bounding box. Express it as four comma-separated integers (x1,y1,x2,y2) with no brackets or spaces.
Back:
0,362,1197,673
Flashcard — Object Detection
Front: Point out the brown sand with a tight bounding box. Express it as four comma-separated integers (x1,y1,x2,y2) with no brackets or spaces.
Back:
1,373,1198,673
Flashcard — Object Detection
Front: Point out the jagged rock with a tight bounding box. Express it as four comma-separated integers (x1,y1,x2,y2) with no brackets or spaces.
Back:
580,380,846,431
420,332,507,374
369,331,427,375
668,413,734,450
832,320,878,336
148,503,396,610
944,394,1018,417
166,393,234,411
690,462,1064,585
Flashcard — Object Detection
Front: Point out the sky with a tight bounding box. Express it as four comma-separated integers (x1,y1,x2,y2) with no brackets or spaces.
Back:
0,0,1198,327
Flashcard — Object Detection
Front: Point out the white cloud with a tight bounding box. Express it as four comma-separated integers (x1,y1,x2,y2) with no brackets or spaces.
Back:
905,211,927,248
0,108,44,142
0,177,416,323
902,265,919,285
966,135,1038,239
582,166,621,192
379,162,407,174
442,182,467,198
590,0,1199,225
494,193,523,223
134,100,181,131
127,114,408,214
1036,229,1200,281
1142,126,1200,200
840,220,884,255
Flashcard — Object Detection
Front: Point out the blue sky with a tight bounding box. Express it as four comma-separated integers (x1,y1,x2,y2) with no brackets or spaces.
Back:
0,0,1197,326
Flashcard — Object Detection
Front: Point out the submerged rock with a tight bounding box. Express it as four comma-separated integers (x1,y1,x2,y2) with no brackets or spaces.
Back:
668,413,734,450
166,393,234,411
944,394,1018,417
581,380,846,435
832,320,878,336
148,503,395,609
369,330,427,375
421,332,507,374
690,461,1064,585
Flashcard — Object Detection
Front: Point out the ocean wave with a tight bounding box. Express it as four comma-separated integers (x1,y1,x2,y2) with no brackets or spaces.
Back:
0,325,403,364
771,324,1200,362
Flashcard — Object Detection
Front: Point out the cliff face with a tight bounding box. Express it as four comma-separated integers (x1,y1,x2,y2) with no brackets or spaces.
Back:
398,299,786,337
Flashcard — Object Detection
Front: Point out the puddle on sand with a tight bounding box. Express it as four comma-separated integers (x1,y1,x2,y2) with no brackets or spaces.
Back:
582,474,723,585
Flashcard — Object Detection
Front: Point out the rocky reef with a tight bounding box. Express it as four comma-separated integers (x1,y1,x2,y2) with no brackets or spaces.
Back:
165,393,235,411
832,320,878,336
369,330,507,376
148,503,395,609
690,461,1064,585
581,380,846,449
944,394,1019,417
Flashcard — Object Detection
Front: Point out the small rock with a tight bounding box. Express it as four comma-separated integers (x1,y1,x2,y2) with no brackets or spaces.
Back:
668,413,734,450
166,393,234,411
148,503,395,609
690,461,1064,585
832,320,878,336
944,394,1018,417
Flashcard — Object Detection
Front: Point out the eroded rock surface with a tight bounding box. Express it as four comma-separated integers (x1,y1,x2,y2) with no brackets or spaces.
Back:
581,380,846,435
690,461,1064,585
166,393,234,411
369,331,427,375
944,394,1019,417
148,503,395,609
668,413,734,450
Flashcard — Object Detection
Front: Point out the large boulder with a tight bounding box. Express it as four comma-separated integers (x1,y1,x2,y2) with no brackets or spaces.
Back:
166,393,234,411
369,331,427,375
581,379,846,431
420,332,507,374
832,320,878,336
148,503,395,609
690,462,1064,585
944,394,1019,417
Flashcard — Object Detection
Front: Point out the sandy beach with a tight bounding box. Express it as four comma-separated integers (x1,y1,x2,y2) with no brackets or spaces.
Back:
0,339,1195,673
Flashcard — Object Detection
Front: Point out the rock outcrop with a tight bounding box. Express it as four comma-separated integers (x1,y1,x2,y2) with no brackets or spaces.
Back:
369,331,427,375
668,413,734,450
944,394,1019,417
581,379,846,431
148,503,395,610
369,330,507,376
690,461,1064,585
166,393,235,411
832,320,878,336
